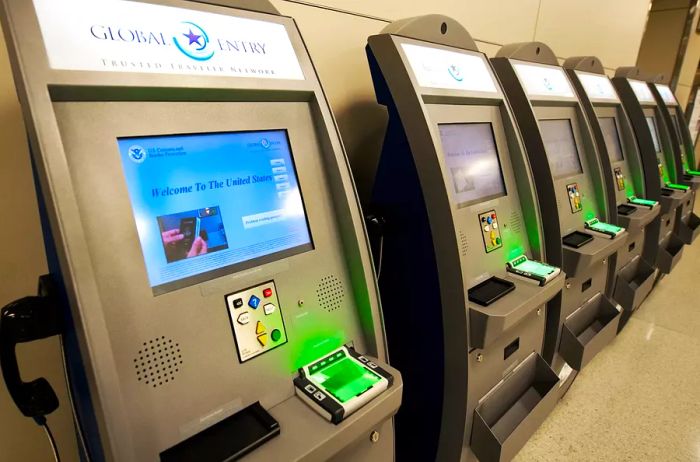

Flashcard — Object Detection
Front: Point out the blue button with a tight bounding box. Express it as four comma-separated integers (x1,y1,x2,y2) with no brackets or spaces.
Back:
248,295,261,309
487,217,493,224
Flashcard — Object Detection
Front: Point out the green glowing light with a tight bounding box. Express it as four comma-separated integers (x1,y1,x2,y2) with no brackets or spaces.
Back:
308,356,380,403
507,246,525,261
587,220,623,234
666,183,690,191
514,259,558,278
629,196,658,207
686,169,700,176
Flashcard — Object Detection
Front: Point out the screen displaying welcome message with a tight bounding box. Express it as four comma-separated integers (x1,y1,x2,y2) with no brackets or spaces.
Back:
117,129,313,294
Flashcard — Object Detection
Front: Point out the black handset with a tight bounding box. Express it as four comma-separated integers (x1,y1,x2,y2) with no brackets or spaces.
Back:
0,275,62,418
179,217,198,254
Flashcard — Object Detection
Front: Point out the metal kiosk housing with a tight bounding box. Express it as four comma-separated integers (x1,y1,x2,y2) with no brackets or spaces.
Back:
613,67,690,274
491,42,626,387
367,16,566,462
563,57,660,328
0,0,402,460
648,81,700,245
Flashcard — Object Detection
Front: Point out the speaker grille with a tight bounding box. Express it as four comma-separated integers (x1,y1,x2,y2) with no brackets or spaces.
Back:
133,336,183,388
510,210,524,234
317,275,345,312
458,230,469,256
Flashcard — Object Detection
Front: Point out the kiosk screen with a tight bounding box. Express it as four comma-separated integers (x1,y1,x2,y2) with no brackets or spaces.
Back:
646,116,661,153
599,117,624,162
117,129,313,294
438,123,507,207
540,119,584,179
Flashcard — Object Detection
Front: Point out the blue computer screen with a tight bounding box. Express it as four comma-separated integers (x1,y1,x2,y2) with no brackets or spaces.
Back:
117,129,313,294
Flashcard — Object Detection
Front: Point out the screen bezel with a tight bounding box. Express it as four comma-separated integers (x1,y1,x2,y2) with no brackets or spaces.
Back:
671,114,684,146
118,128,315,295
598,117,624,163
646,116,662,154
437,122,508,208
539,118,585,180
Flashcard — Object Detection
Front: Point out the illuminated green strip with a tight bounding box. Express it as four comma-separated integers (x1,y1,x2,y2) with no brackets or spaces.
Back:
589,221,623,234
686,169,700,176
629,197,658,207
667,183,690,191
308,357,380,403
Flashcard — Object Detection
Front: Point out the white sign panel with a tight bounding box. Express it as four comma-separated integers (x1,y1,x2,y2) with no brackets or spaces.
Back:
32,0,305,80
401,43,498,93
655,84,678,106
513,62,575,98
629,80,655,103
576,71,619,102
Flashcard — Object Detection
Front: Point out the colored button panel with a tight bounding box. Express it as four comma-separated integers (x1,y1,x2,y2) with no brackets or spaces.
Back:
227,280,286,363
478,209,503,253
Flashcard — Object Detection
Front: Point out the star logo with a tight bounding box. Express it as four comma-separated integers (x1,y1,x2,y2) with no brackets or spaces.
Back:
183,29,202,46
173,21,214,61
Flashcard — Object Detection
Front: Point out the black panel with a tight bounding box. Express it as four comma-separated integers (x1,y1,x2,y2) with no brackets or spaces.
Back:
468,277,516,307
562,231,593,248
160,402,279,462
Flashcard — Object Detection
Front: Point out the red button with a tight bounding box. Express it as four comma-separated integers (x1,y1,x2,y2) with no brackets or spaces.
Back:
491,214,496,219
263,288,273,298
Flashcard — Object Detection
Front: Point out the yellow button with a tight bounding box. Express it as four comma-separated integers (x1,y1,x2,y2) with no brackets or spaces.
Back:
256,321,266,335
257,333,268,347
490,230,496,239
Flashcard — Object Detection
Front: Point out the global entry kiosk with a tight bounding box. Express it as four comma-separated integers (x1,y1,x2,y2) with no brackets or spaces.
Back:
0,1,697,461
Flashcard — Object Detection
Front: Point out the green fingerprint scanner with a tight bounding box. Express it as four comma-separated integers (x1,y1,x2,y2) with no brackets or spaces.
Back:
506,255,561,286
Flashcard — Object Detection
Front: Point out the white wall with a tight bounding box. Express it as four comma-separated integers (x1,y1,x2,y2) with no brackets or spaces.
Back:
270,0,652,199
0,1,651,460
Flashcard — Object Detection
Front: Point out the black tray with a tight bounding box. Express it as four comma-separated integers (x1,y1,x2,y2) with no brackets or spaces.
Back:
617,204,637,216
562,231,593,249
468,276,515,307
160,401,280,461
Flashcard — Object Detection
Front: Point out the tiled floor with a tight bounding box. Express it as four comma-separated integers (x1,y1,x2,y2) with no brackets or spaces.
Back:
515,219,700,461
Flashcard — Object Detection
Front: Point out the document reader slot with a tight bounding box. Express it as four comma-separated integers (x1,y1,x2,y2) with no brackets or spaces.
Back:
627,196,658,209
293,346,393,424
584,218,625,239
506,255,561,286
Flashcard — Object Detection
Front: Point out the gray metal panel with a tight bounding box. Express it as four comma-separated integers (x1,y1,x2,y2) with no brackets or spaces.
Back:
379,14,478,51
0,0,398,460
495,42,559,67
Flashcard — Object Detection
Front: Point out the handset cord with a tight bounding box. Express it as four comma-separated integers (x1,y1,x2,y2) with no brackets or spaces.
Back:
60,335,91,461
33,415,61,462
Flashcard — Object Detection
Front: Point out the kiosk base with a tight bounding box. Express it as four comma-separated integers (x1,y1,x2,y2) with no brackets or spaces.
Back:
470,353,559,462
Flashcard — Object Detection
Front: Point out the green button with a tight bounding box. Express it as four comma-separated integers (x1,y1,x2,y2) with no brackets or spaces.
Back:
496,237,502,245
271,329,282,342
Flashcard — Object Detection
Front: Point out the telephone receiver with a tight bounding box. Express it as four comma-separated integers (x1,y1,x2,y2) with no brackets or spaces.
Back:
0,275,62,418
